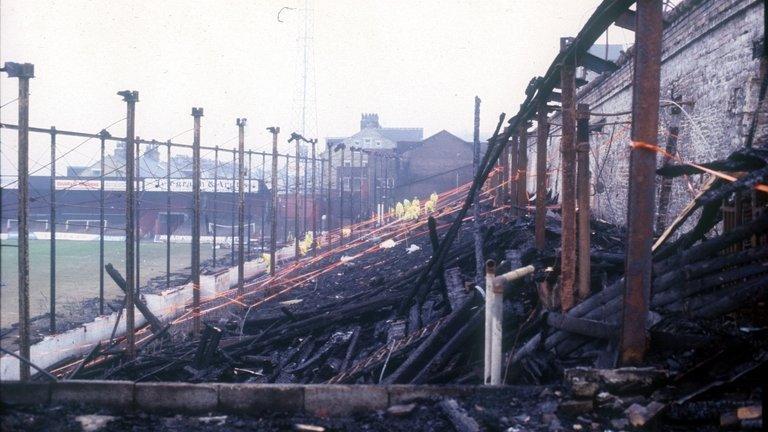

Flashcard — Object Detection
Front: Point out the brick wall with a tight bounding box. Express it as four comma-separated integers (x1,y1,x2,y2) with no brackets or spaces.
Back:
531,0,764,227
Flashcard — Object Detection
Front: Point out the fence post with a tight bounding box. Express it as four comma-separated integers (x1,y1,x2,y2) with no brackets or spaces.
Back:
284,154,290,244
247,149,253,256
311,140,317,255
191,107,204,336
99,129,109,315
294,138,301,260
260,152,266,254
4,62,34,380
327,148,332,245
213,146,219,265
166,140,171,291
237,118,246,296
267,127,280,276
620,0,663,366
118,89,139,358
49,126,57,333
230,150,236,268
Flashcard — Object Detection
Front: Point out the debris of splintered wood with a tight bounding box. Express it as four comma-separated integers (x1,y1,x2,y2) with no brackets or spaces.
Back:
105,263,164,333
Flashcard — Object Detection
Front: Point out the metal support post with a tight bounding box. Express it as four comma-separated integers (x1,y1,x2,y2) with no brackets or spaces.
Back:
230,150,236,268
191,107,204,336
326,150,332,245
472,97,484,287
49,126,56,333
247,150,253,256
213,146,218,265
559,37,577,312
509,133,519,211
4,62,34,380
260,152,266,253
99,130,108,315
535,103,550,250
303,153,308,236
166,141,171,290
118,89,139,358
284,154,289,244
294,138,301,260
517,124,529,213
267,127,280,276
576,103,591,301
311,140,317,255
237,118,246,296
620,0,663,366
338,145,345,243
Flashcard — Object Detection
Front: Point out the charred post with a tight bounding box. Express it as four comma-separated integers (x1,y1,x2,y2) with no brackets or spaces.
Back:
620,0,663,366
559,37,577,311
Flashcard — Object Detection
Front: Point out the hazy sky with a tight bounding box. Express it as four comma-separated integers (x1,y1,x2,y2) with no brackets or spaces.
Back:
0,0,634,173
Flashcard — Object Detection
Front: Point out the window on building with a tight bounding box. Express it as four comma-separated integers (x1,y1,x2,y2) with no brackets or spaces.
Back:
375,141,381,147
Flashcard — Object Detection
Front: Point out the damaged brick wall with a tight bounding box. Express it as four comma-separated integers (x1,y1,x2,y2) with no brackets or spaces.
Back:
531,0,765,227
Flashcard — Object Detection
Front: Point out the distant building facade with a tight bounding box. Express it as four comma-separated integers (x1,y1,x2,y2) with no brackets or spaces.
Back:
324,113,482,222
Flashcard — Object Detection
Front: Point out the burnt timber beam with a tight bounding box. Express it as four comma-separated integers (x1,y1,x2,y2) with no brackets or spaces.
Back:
580,50,619,73
615,9,670,32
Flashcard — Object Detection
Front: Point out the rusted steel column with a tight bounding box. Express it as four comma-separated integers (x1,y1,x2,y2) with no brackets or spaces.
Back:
535,102,550,250
620,0,663,366
576,103,591,301
267,127,280,276
5,62,34,380
49,126,57,333
191,107,203,336
655,101,681,232
559,37,577,312
237,118,246,296
118,90,139,357
517,124,529,214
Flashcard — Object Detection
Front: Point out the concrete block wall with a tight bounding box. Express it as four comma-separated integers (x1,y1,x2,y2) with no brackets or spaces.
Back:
0,380,546,416
530,0,764,227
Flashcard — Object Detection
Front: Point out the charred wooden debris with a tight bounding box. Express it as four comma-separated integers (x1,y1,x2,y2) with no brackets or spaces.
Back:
52,147,767,429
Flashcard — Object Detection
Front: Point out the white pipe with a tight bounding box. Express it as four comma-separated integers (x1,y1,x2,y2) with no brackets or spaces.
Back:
486,263,536,385
484,267,493,384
